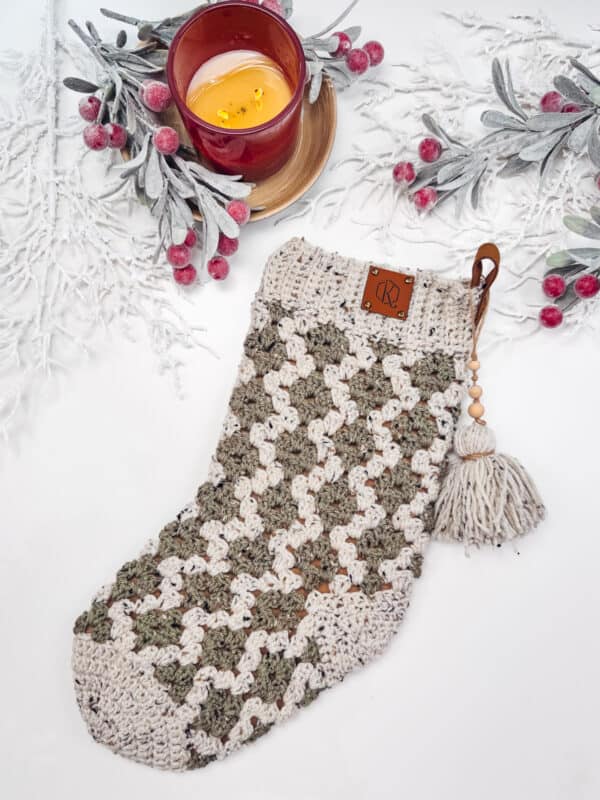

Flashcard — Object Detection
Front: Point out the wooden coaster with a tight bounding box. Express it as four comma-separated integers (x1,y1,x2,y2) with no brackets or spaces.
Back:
247,77,337,220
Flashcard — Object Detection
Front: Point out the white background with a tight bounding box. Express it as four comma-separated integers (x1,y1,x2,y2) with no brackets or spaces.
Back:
1,1,600,799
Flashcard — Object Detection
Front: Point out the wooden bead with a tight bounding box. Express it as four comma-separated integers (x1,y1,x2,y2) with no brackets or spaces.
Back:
468,401,485,419
468,385,483,399
468,359,480,372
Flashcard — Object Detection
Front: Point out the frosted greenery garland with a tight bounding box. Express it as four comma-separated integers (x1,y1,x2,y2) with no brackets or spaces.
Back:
283,13,600,345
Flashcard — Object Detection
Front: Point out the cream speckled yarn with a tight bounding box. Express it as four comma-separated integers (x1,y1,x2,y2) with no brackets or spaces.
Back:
73,237,475,771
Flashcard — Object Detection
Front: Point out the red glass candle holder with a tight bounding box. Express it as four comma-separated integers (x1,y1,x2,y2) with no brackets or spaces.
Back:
167,1,307,181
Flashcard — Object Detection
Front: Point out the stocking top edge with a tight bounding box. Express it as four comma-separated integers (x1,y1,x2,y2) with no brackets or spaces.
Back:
258,237,476,356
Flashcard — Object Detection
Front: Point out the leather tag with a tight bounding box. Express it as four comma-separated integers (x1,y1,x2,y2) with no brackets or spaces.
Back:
361,265,415,320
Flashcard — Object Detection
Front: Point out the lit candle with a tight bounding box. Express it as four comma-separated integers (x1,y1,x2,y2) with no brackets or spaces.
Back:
186,49,293,129
168,1,307,179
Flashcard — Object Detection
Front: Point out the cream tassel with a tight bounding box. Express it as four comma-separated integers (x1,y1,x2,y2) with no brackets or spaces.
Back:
433,243,545,547
433,421,545,546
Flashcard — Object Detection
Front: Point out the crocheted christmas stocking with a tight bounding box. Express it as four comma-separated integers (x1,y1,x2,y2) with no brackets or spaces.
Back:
73,237,477,770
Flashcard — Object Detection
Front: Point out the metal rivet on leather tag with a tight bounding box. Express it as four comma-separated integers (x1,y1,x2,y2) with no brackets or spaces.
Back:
364,300,372,309
404,277,414,285
371,268,379,276
397,310,406,319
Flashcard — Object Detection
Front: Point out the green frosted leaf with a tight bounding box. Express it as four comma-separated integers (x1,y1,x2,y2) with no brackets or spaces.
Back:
543,263,585,279
63,76,99,93
570,58,600,88
589,206,600,226
497,155,530,177
546,251,576,268
480,109,525,131
564,214,600,239
553,75,591,106
588,121,600,168
519,131,563,162
567,117,593,154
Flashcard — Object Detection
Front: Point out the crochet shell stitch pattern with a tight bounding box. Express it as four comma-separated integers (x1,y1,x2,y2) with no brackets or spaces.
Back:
72,237,474,771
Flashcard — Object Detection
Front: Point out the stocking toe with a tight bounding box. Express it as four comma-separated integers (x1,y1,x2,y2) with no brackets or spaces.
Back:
72,635,195,770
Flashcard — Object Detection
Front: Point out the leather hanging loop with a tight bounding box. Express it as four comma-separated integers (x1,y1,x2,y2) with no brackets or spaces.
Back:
470,242,500,328
471,243,500,327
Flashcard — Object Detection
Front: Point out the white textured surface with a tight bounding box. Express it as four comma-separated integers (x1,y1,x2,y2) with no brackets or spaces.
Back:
1,1,600,799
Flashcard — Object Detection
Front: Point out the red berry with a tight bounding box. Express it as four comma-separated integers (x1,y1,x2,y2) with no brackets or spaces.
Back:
173,265,197,286
83,123,109,151
184,228,197,248
217,233,239,256
539,305,563,328
105,123,127,149
363,40,384,67
392,161,416,185
79,95,101,122
562,102,582,113
331,31,352,57
540,91,563,113
346,48,370,75
167,243,191,267
140,80,172,113
261,0,284,15
542,274,566,299
418,137,442,163
153,126,180,155
208,256,230,280
574,273,600,298
413,187,438,211
226,199,251,225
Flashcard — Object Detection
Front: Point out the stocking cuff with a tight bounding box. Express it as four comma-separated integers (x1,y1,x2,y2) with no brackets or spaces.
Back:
260,237,475,355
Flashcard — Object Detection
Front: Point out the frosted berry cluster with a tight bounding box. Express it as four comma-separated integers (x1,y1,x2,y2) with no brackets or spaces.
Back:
167,201,250,286
77,77,252,284
537,87,600,190
540,272,599,328
79,81,180,155
539,89,581,115
391,136,444,212
329,32,384,75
